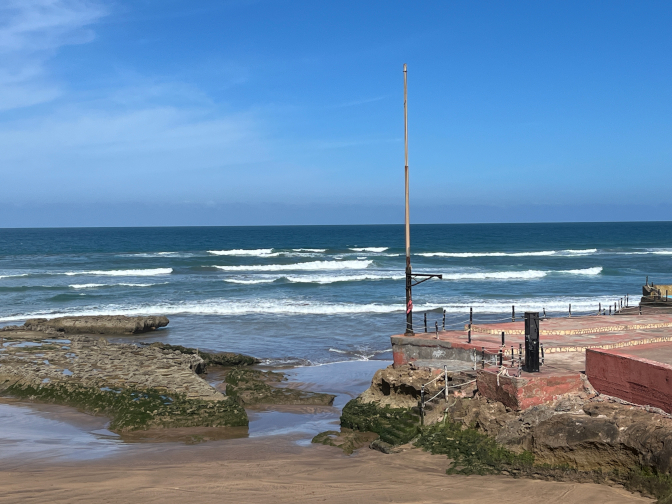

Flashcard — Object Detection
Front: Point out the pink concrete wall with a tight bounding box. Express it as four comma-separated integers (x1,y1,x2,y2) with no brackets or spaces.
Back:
586,348,672,414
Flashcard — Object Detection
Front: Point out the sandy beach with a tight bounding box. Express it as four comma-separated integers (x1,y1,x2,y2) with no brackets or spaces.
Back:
0,434,653,504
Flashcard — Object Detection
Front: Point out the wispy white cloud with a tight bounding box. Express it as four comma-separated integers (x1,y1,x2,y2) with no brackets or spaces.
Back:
0,0,107,110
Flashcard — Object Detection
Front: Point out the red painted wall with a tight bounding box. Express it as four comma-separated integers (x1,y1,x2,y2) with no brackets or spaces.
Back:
586,348,672,414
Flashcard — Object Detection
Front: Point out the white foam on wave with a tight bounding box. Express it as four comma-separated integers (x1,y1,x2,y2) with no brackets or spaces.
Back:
0,273,29,280
440,267,602,281
0,290,630,323
561,267,603,275
69,282,165,289
0,298,405,322
212,260,373,272
64,268,173,277
292,248,326,253
207,249,274,256
284,273,404,284
223,278,278,285
119,252,194,258
418,248,597,258
349,247,388,253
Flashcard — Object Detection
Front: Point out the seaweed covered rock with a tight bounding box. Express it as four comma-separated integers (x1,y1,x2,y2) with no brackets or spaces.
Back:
2,381,248,431
151,343,258,367
224,368,335,406
311,429,380,455
340,397,420,446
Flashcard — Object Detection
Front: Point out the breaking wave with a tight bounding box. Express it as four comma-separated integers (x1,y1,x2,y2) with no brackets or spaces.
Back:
64,268,173,277
69,283,164,289
349,247,388,253
207,249,274,256
418,248,597,258
213,260,373,272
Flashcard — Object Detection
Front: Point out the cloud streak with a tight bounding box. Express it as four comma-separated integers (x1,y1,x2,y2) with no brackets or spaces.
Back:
0,0,107,110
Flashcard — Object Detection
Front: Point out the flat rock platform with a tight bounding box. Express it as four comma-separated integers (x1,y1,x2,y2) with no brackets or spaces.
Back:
392,312,672,411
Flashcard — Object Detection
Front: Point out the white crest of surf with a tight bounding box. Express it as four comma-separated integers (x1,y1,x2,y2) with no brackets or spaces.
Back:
69,283,163,289
64,268,173,277
207,249,274,256
292,248,326,253
284,272,404,284
0,299,405,322
349,247,388,253
223,278,278,284
440,267,601,281
418,248,597,258
0,273,29,279
213,260,372,272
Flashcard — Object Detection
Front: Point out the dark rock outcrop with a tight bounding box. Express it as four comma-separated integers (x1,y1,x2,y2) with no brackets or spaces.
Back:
23,315,169,334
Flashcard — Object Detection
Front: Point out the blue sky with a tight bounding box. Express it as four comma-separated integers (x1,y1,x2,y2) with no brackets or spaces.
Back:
0,0,671,226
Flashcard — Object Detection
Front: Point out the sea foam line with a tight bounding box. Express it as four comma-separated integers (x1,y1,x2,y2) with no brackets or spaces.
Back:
69,282,165,289
213,260,373,272
418,248,597,258
64,268,173,277
349,247,388,253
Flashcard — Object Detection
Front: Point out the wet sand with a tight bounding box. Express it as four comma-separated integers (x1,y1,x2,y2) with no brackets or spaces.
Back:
0,435,652,503
0,360,654,503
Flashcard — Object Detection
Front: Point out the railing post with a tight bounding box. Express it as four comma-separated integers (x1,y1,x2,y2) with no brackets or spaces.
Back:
435,321,438,339
501,331,505,346
442,309,446,331
512,305,515,322
444,365,448,400
424,313,427,333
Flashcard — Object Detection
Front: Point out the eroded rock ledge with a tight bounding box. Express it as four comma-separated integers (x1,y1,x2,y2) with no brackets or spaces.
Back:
1,315,170,335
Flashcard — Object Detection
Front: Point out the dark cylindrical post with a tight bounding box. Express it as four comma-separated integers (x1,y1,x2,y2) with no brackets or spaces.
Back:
512,305,515,322
599,302,601,314
435,321,438,339
614,302,617,313
511,346,514,367
424,312,427,333
442,309,446,331
468,307,472,343
569,304,572,317
541,343,545,365
481,347,485,369
498,349,503,366
501,331,505,345
609,305,612,315
518,343,522,369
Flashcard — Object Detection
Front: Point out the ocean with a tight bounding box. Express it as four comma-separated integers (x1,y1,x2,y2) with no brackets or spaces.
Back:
1,222,671,365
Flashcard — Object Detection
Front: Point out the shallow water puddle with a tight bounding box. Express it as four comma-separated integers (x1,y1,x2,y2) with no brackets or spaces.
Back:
0,401,122,461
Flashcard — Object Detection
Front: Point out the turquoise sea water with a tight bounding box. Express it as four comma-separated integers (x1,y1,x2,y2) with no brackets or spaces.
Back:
1,222,671,364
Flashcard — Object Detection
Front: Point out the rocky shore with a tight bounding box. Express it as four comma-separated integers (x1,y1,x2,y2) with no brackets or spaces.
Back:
315,363,672,503
0,315,334,433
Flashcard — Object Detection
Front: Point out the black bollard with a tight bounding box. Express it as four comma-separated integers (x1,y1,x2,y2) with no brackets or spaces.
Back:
609,306,612,315
498,349,503,366
501,331,505,345
511,346,515,367
424,313,427,333
481,347,485,369
512,305,515,322
569,304,572,317
599,302,601,314
442,309,446,331
523,312,540,372
541,343,545,365
435,321,438,339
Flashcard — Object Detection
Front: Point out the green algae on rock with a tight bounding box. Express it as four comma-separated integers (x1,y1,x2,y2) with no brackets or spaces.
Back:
224,368,335,406
150,343,259,367
311,429,379,455
1,381,248,432
340,397,420,446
